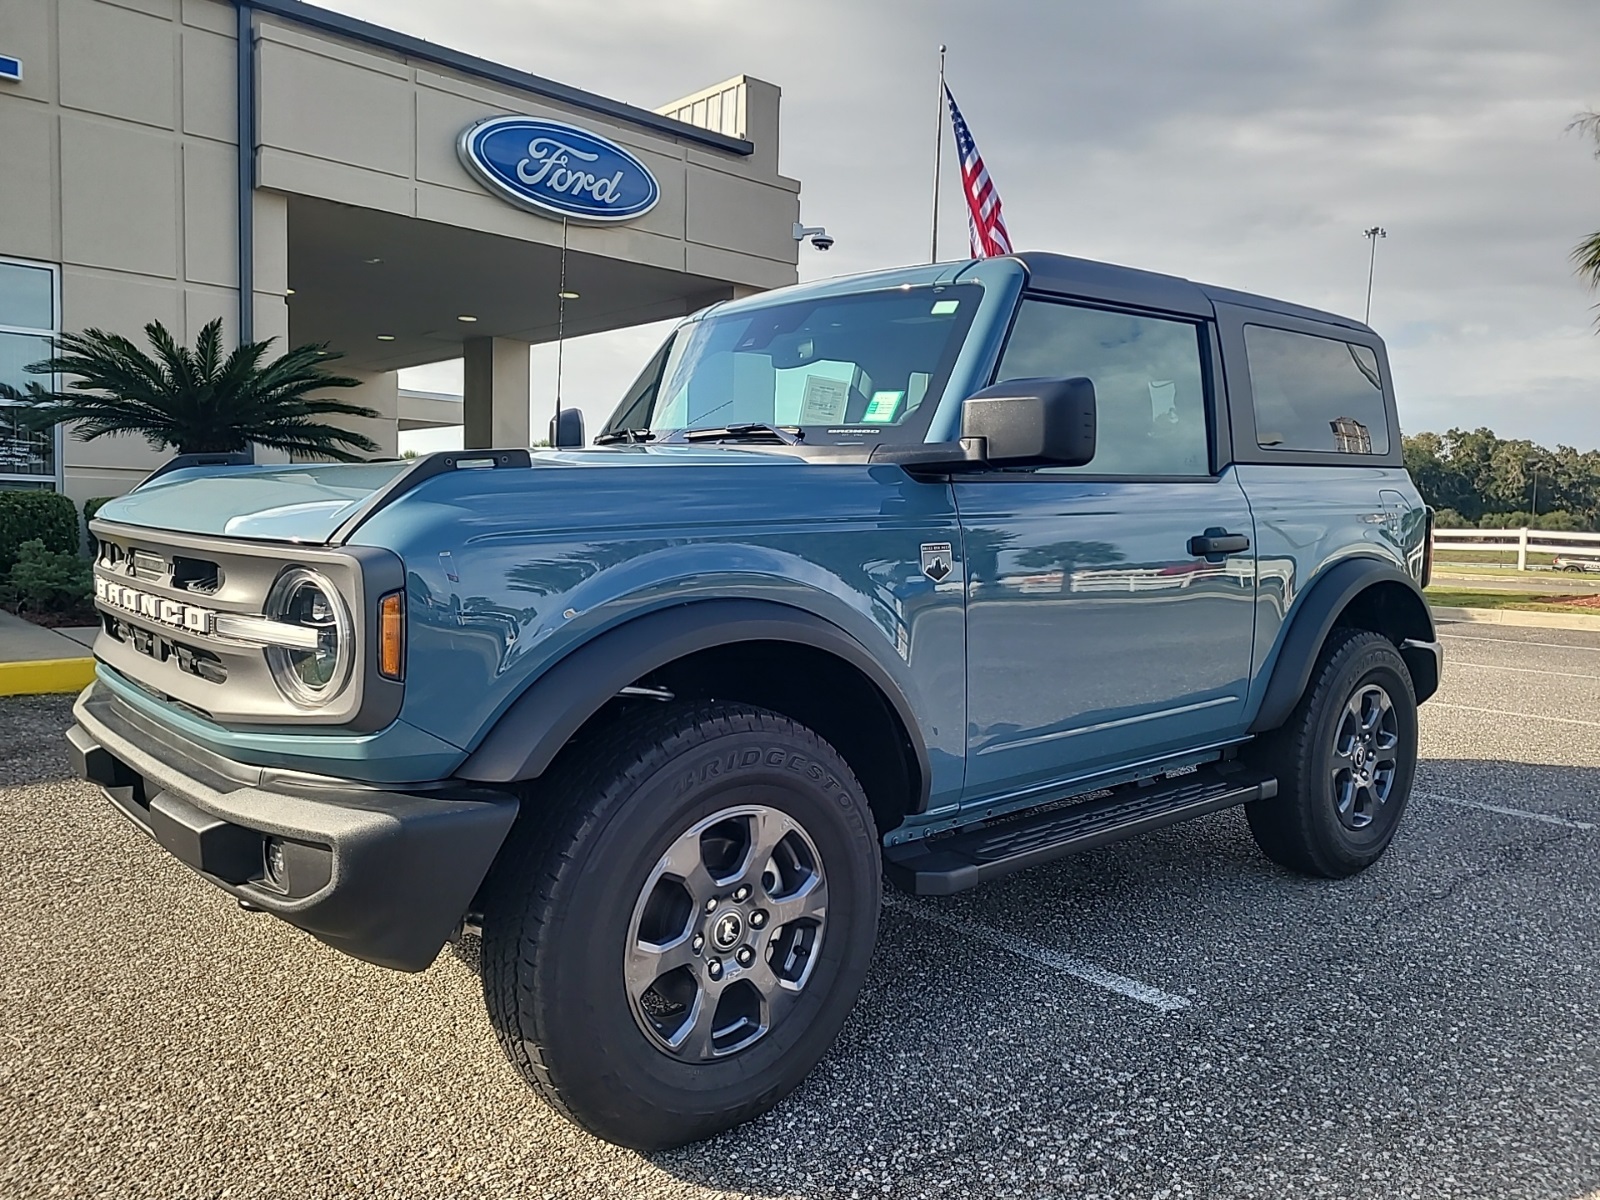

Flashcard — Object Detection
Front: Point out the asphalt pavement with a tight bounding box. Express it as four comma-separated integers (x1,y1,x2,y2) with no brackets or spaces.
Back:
3,622,1599,1199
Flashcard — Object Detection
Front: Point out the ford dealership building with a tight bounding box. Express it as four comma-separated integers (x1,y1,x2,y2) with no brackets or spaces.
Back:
0,0,801,505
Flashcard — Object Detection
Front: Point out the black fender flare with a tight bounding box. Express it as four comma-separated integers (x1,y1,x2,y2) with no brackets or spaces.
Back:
1248,558,1437,734
456,598,933,806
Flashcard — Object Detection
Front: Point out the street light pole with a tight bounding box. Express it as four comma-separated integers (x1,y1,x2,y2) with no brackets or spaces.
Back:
1363,226,1387,324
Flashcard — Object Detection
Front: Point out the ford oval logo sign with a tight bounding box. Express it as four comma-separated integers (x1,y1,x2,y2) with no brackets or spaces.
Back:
457,116,660,224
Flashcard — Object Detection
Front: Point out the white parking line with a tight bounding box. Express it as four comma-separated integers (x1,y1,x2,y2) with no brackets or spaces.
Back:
1440,632,1600,653
1430,702,1600,728
883,893,1191,1013
1416,789,1595,831
1448,661,1600,681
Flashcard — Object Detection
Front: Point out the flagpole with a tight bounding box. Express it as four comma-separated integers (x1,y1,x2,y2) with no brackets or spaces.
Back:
930,44,946,264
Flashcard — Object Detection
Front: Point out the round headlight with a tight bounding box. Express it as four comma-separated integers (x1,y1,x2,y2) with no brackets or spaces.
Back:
265,568,353,706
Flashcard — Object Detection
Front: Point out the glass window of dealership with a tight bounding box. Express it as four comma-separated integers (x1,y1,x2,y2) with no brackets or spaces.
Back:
0,0,800,504
0,259,59,488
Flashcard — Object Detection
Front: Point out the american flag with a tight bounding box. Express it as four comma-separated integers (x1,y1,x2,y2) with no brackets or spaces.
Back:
945,84,1011,259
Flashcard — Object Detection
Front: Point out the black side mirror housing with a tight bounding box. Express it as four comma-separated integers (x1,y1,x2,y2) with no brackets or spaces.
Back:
867,375,1096,473
549,407,586,449
960,376,1096,468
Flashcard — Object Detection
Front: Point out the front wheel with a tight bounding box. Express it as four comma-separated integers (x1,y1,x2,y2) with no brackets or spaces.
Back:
1244,628,1419,878
480,701,881,1150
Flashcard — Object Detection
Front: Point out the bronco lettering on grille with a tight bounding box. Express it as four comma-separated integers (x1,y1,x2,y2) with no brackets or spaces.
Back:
93,574,215,635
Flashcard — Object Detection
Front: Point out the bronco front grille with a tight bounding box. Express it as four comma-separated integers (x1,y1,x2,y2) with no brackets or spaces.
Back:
87,521,400,729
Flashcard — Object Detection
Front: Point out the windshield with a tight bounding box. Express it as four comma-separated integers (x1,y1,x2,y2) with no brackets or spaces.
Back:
602,283,982,445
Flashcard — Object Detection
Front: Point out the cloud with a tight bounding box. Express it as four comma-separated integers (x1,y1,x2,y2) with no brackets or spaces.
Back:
349,0,1600,449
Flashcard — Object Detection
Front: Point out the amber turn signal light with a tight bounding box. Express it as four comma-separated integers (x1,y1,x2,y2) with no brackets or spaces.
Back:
378,591,405,681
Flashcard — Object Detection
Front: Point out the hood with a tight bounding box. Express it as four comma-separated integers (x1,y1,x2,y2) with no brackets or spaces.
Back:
89,446,813,544
94,461,414,542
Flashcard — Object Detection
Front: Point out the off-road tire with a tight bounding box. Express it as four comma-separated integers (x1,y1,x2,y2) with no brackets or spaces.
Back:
479,700,881,1150
1245,627,1418,878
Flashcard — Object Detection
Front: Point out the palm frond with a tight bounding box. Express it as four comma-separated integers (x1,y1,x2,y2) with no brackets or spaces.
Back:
193,319,225,382
1573,231,1600,292
1567,111,1600,156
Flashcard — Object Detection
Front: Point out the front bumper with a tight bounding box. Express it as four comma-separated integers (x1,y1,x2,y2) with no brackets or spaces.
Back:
69,684,518,971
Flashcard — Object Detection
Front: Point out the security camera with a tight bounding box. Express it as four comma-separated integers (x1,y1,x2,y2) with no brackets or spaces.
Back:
794,222,834,251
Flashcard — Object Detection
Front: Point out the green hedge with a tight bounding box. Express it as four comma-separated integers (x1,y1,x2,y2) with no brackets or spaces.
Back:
0,489,79,575
3,539,92,612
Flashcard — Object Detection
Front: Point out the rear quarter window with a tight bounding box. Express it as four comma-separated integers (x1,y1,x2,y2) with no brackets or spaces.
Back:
1244,324,1389,456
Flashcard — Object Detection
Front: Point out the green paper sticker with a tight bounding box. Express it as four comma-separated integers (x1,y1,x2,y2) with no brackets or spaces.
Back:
862,390,904,423
931,299,960,315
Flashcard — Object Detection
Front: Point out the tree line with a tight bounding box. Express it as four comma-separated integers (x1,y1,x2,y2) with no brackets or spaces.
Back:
1403,428,1600,531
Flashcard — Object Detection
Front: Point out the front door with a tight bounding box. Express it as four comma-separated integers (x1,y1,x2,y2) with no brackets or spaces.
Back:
957,296,1257,802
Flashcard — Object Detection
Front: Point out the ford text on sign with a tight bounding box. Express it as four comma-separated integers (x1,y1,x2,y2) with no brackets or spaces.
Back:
457,117,660,223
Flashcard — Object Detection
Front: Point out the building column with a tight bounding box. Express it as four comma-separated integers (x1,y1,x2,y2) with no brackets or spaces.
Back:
329,370,400,458
463,337,530,449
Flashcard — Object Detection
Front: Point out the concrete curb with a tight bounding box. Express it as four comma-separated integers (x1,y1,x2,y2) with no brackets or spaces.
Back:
1431,605,1600,632
0,657,96,697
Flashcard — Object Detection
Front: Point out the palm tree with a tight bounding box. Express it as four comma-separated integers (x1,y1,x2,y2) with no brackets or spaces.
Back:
1570,112,1600,294
0,318,380,461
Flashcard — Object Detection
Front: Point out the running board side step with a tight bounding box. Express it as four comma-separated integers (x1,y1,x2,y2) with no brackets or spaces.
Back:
884,765,1278,896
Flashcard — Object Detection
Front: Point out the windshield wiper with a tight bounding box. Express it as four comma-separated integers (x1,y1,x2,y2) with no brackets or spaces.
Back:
593,428,657,445
679,423,805,445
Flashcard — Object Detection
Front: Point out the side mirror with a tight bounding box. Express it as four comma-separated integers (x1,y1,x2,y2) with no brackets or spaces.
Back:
549,407,586,449
960,376,1096,468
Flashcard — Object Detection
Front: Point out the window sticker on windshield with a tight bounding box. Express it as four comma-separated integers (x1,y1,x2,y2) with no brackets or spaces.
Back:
1148,379,1176,419
799,375,850,423
862,390,904,423
931,299,960,315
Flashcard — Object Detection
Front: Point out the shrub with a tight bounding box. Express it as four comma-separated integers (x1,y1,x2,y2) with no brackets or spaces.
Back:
0,489,79,575
83,496,115,523
1534,509,1586,531
1431,507,1469,530
1479,512,1525,529
3,539,92,613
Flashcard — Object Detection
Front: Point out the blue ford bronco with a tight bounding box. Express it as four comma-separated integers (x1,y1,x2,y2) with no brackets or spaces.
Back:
69,252,1440,1149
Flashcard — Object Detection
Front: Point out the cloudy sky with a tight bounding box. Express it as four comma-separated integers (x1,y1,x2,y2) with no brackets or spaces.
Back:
335,0,1600,453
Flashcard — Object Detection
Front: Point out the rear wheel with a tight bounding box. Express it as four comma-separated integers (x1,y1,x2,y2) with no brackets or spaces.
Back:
480,701,881,1150
1245,628,1418,877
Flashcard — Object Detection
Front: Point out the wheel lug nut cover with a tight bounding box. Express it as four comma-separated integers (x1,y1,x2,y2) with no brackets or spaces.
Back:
692,934,704,952
750,910,767,928
704,897,718,912
732,884,751,902
707,959,722,979
736,947,754,966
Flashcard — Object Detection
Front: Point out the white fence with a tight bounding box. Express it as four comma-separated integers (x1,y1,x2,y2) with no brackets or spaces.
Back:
1433,527,1600,570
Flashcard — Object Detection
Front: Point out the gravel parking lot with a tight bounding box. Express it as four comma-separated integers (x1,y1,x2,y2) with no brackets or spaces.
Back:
3,621,1599,1200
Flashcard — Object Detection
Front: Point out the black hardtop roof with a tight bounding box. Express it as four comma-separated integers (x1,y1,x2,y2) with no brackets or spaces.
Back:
1011,251,1372,335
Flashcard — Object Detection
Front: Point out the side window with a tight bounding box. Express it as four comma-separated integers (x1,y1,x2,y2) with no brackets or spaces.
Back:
1243,324,1389,455
995,299,1210,476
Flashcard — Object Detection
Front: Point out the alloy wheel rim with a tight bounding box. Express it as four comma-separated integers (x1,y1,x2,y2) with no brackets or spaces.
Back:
1331,682,1400,831
625,803,827,1061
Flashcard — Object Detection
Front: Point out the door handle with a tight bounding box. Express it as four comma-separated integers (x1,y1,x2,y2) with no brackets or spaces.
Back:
1188,528,1250,558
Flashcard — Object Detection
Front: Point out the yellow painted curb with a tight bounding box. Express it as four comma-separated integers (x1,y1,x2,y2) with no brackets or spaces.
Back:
0,657,96,697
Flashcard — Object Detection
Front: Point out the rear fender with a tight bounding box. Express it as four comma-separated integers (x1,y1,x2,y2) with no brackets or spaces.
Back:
1248,558,1436,733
